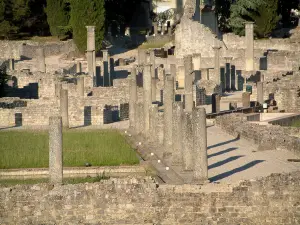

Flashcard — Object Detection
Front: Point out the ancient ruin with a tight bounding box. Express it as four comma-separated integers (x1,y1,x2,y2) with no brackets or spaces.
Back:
1,0,300,224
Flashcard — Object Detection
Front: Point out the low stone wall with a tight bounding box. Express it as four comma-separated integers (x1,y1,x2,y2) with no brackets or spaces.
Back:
1,172,300,224
215,113,300,155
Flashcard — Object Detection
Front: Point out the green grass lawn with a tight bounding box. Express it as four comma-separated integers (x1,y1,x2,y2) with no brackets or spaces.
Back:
0,130,139,169
291,120,300,127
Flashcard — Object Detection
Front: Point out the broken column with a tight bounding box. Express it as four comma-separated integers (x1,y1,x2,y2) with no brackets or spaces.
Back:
184,55,194,112
192,107,208,183
245,22,254,71
163,75,174,158
36,48,46,73
143,64,152,137
172,101,183,165
151,78,156,102
213,46,221,85
77,77,84,97
129,66,137,129
9,59,14,71
182,112,193,171
102,49,109,87
76,61,82,74
86,26,96,87
193,53,201,82
257,82,264,105
212,93,221,113
60,89,69,128
242,92,251,108
49,116,63,185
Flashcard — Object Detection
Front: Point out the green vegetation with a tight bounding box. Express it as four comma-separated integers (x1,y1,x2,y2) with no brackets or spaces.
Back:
0,68,9,97
0,174,110,187
45,0,70,37
0,130,139,169
291,120,300,127
69,0,105,52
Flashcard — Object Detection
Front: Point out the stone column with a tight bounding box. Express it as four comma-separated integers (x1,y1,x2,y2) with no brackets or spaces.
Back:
245,22,254,71
149,103,159,143
55,83,62,99
163,75,174,158
77,77,84,97
102,49,109,87
151,78,156,102
36,48,46,73
135,103,144,134
150,50,156,78
172,101,183,165
86,26,96,87
60,89,69,128
257,82,264,105
153,22,158,36
242,92,251,108
225,57,233,92
76,62,82,74
9,58,14,71
170,64,177,89
193,54,201,82
213,46,221,85
143,64,152,137
192,107,208,183
138,49,147,65
182,112,193,171
212,93,220,113
184,55,194,112
129,66,137,129
102,49,109,62
49,116,63,185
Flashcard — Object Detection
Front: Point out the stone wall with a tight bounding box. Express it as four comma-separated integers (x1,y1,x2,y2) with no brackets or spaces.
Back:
1,172,300,224
0,40,77,60
215,113,300,155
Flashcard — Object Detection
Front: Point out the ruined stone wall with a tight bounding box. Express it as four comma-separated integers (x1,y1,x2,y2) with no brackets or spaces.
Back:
215,114,300,155
0,40,77,60
1,172,300,225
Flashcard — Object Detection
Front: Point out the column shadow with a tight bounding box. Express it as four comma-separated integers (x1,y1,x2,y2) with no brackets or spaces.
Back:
208,155,244,170
209,160,265,182
208,147,238,159
208,136,240,150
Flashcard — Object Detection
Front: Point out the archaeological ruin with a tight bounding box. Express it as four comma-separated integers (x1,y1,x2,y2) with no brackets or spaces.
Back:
1,0,300,224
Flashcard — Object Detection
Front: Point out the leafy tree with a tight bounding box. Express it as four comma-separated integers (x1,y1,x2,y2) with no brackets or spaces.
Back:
215,0,233,32
278,0,299,27
229,0,279,37
0,68,9,97
69,0,105,52
253,0,279,38
45,0,70,37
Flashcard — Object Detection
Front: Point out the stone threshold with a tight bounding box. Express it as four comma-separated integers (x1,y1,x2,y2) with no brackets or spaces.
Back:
0,165,146,179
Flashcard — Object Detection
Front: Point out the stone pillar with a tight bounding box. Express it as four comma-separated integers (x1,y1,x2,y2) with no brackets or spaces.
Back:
77,77,84,97
170,64,177,89
242,92,251,108
182,112,193,171
55,83,62,99
245,22,254,71
138,49,147,65
102,49,109,62
184,55,194,112
9,58,14,71
60,89,69,128
150,50,156,78
163,75,174,158
143,64,152,137
76,62,82,74
135,103,144,134
225,57,233,92
151,78,156,102
213,46,221,85
86,26,96,87
102,49,109,87
212,93,220,113
193,54,201,82
172,101,183,165
149,103,159,143
49,116,63,185
192,107,208,183
201,69,209,80
153,22,158,36
129,67,137,129
36,48,46,73
257,82,264,105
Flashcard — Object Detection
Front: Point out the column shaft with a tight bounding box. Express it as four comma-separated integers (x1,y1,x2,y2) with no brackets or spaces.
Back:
37,48,46,73
257,82,264,105
143,65,152,137
182,112,193,170
184,55,193,112
60,89,69,128
245,22,254,71
129,67,137,129
172,101,183,165
77,77,84,97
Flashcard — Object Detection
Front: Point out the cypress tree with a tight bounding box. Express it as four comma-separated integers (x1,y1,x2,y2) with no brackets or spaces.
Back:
45,0,70,36
69,0,105,52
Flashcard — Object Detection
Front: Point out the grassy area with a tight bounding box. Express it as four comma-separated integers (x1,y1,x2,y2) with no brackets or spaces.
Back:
291,120,300,127
0,174,110,187
0,130,139,169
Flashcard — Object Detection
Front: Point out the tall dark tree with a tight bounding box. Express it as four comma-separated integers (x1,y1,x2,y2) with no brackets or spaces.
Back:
46,0,70,36
278,0,299,27
69,0,105,52
215,0,233,32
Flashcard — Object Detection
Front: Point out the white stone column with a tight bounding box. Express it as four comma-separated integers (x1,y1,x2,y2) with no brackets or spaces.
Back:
245,22,254,71
143,64,152,137
86,26,96,87
213,46,221,85
36,48,46,73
